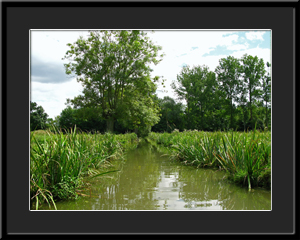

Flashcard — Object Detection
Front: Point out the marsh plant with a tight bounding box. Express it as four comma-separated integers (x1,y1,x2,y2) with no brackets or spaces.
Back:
148,129,271,190
30,126,138,209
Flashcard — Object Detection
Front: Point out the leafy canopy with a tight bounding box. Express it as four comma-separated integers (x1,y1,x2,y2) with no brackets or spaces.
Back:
63,30,165,133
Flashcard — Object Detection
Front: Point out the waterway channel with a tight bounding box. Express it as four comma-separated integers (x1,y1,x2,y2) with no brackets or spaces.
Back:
41,143,271,210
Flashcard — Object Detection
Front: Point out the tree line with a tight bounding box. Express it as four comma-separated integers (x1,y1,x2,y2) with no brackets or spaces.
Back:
30,30,271,135
162,54,271,132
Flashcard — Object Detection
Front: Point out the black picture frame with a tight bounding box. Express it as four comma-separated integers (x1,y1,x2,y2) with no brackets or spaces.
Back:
2,1,298,238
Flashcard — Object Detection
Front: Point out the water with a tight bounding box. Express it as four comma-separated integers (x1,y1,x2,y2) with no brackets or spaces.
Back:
40,144,271,210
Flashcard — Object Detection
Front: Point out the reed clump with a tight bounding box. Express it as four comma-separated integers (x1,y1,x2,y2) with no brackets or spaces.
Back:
148,129,271,190
30,126,138,209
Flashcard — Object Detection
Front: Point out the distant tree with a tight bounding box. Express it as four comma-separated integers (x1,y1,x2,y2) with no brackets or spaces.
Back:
73,106,106,133
171,65,195,129
261,62,271,129
152,96,185,132
58,106,76,130
58,106,110,133
240,54,266,129
46,118,54,128
215,56,241,129
30,101,48,131
63,30,164,134
54,116,61,127
171,65,218,131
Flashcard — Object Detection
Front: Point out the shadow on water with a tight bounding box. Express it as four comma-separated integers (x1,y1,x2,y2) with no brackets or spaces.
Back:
40,143,271,210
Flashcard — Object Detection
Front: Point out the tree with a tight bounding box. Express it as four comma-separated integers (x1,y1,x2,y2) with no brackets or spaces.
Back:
172,65,219,130
115,73,161,137
171,65,195,129
63,30,164,133
240,54,266,129
195,69,218,130
72,106,107,133
215,56,241,129
261,62,271,129
30,101,48,131
152,96,185,132
58,106,76,130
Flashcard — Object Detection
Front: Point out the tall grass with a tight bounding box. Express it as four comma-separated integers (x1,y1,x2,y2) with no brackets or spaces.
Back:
30,126,138,209
148,129,271,190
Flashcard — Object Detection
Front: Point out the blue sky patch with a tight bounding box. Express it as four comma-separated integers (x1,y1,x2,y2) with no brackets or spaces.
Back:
203,31,271,57
258,31,271,49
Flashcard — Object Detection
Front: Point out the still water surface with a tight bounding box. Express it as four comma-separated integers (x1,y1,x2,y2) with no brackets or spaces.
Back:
45,144,271,210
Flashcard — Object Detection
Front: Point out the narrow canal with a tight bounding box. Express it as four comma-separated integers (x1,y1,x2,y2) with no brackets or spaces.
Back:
43,143,271,210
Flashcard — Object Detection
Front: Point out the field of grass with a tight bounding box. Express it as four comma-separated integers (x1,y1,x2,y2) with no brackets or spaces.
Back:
148,129,271,190
30,126,139,210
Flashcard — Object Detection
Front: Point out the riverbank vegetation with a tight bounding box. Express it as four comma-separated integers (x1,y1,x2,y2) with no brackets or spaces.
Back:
148,129,271,190
30,127,139,209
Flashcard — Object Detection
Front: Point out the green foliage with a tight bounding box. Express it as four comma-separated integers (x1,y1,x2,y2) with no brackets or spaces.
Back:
58,106,76,130
215,56,241,129
261,62,271,129
152,96,185,133
171,64,236,131
240,54,267,129
63,30,164,133
169,54,271,132
58,106,108,133
30,102,49,131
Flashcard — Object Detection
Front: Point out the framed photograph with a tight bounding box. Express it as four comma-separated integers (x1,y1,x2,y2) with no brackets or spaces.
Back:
2,1,297,238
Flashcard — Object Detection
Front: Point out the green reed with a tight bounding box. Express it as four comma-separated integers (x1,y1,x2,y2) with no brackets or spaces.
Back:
30,126,138,209
148,129,271,190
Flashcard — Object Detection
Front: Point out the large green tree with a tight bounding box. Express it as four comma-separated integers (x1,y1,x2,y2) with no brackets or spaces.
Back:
63,30,164,133
30,101,49,131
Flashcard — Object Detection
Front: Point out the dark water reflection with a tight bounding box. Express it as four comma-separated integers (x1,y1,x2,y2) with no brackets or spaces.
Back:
44,144,271,210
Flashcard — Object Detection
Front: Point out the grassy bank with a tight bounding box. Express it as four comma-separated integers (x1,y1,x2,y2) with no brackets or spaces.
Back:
30,127,139,209
148,129,271,190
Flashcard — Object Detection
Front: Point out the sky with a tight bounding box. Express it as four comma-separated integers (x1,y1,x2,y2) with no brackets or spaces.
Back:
30,30,271,119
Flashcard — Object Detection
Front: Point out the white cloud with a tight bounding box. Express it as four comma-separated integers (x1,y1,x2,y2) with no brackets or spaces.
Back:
31,30,89,63
31,78,83,119
230,47,271,63
245,31,265,41
227,43,249,51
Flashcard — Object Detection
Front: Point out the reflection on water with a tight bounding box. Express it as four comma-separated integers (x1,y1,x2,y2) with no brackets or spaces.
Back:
41,144,271,210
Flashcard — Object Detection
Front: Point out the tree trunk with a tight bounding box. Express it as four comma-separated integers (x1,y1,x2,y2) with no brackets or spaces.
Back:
106,117,114,133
